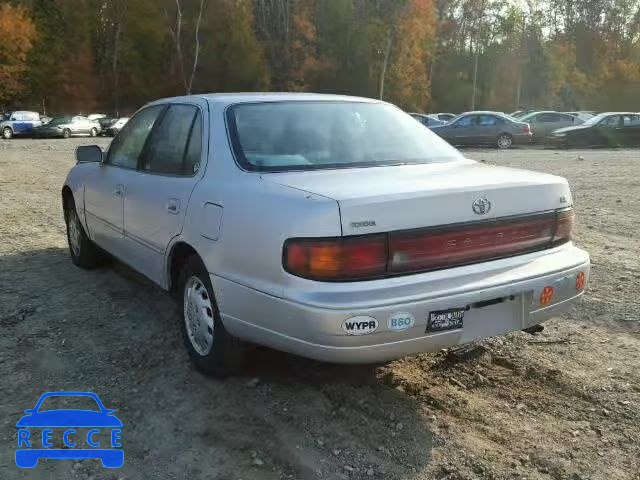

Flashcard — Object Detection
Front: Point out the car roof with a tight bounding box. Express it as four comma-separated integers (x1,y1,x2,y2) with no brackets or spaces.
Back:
149,92,381,107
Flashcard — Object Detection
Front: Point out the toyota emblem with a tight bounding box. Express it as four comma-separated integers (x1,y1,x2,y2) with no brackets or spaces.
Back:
472,197,491,215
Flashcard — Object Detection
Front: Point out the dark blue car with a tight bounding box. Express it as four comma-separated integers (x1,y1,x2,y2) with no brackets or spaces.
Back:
15,391,123,468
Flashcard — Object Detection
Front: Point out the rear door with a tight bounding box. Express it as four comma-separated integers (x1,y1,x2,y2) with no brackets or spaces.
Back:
475,114,500,144
618,114,640,146
121,102,206,285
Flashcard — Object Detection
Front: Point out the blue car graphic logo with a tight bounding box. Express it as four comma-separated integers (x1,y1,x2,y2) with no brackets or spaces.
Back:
15,391,123,468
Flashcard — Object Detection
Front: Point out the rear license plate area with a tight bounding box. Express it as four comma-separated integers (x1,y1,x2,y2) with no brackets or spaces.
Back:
426,307,466,333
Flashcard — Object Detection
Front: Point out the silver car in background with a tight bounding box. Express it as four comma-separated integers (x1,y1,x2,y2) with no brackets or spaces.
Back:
33,115,101,138
62,93,589,376
518,111,583,141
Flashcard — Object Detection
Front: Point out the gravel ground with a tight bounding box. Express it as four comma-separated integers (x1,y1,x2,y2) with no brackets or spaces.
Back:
0,139,638,480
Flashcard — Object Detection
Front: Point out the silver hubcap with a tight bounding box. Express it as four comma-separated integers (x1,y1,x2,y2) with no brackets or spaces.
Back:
498,136,512,149
183,276,214,356
3,128,11,139
68,210,81,256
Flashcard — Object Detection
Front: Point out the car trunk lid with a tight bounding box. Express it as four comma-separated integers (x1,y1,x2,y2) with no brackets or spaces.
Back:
263,161,572,236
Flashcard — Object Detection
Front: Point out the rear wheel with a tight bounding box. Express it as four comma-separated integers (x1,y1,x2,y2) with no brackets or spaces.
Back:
64,201,105,268
90,127,98,137
2,127,12,139
62,128,71,139
178,255,247,376
497,134,513,149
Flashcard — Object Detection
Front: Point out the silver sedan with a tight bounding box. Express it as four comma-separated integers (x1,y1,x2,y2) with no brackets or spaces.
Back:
62,93,590,376
33,116,101,138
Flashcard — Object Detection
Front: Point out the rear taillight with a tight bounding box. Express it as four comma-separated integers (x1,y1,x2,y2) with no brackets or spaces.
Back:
284,235,387,280
388,216,555,273
522,123,531,134
284,209,574,281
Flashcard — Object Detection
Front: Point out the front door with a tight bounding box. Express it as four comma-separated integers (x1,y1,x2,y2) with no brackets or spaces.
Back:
449,115,477,145
84,105,165,258
122,102,205,286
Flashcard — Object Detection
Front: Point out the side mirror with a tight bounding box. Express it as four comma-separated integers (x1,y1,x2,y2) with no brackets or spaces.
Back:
76,145,103,164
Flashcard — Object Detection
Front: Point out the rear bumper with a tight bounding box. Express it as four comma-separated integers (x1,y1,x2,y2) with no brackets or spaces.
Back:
214,244,589,363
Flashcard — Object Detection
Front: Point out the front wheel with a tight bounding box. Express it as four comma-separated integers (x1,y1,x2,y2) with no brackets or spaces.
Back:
2,127,13,139
90,127,98,137
497,134,513,149
62,129,71,139
178,256,247,377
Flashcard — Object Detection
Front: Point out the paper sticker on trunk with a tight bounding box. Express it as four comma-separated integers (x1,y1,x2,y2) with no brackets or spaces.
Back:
342,316,378,335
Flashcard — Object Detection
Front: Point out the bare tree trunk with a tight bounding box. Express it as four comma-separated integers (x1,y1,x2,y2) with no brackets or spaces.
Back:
112,2,125,116
165,0,188,93
379,30,392,100
471,40,478,109
187,0,204,95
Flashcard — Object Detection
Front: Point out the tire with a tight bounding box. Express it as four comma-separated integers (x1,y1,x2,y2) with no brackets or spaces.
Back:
497,133,513,149
90,127,98,137
178,255,247,377
64,201,105,269
62,128,71,139
2,127,13,139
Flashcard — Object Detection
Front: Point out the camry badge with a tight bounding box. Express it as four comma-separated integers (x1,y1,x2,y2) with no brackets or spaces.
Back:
472,197,491,215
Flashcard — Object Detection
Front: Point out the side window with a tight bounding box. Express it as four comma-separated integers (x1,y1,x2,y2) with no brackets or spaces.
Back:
107,105,164,169
478,115,497,126
538,113,558,122
455,115,475,127
12,112,23,121
602,115,620,127
184,111,203,174
141,104,198,175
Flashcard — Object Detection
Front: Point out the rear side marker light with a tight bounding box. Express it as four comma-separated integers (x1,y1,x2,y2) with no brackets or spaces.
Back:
576,271,585,290
540,286,554,305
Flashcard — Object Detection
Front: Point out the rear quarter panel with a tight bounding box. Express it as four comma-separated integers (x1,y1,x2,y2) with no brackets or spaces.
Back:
175,102,342,298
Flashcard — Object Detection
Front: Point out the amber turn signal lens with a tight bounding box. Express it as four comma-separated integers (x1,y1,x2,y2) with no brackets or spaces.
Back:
576,271,586,290
540,286,554,305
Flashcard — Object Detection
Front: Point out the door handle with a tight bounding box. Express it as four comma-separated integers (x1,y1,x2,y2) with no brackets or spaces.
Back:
113,184,124,197
167,199,181,214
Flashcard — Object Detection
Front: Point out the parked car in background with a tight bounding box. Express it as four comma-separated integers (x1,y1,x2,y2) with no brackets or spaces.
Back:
435,112,456,122
106,117,129,136
510,109,537,119
409,113,446,128
0,111,42,139
430,111,532,149
518,111,583,141
61,93,589,375
563,111,596,122
549,112,640,148
32,115,101,138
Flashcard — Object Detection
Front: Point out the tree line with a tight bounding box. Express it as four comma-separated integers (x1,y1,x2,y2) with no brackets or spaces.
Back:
1,0,639,116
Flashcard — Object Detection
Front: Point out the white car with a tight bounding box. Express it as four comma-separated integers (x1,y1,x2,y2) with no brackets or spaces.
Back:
62,93,590,376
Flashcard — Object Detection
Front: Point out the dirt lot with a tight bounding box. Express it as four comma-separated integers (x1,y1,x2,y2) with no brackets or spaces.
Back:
0,139,639,480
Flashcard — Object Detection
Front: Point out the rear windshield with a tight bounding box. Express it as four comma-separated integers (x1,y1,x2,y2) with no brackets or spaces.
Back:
226,101,462,172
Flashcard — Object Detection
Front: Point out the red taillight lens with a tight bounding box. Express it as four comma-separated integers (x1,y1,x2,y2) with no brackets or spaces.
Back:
523,124,531,134
284,235,387,280
284,209,574,281
389,216,556,273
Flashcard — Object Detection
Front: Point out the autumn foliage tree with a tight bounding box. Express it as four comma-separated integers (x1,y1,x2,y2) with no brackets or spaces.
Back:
0,3,37,106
